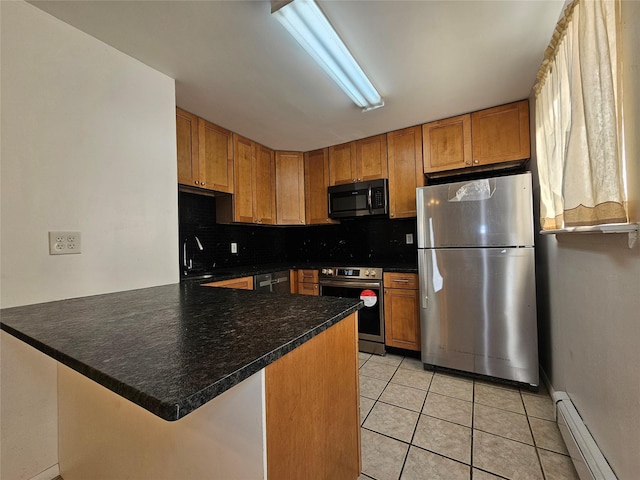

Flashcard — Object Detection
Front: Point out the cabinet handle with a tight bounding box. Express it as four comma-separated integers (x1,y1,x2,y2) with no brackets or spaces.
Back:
473,160,479,164
201,181,206,186
393,279,410,283
465,161,471,165
390,213,395,217
194,180,200,185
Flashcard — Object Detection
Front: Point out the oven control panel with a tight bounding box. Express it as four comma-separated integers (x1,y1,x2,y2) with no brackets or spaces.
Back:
320,267,383,280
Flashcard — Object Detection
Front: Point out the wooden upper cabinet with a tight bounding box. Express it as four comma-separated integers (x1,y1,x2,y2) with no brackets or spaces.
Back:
176,108,200,187
176,108,233,193
232,134,255,223
253,144,276,225
304,148,338,225
217,137,276,225
198,118,234,193
387,126,424,219
328,135,388,185
423,100,531,175
423,114,472,174
329,142,357,185
356,134,387,182
275,151,305,225
471,100,530,166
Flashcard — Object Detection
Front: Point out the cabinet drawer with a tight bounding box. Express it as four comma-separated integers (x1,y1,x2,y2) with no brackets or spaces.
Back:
383,273,418,290
297,269,318,284
202,276,254,290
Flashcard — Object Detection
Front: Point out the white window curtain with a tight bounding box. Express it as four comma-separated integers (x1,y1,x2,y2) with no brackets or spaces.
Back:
534,0,627,230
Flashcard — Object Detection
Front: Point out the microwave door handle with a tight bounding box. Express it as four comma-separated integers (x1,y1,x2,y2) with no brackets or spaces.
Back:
368,185,373,214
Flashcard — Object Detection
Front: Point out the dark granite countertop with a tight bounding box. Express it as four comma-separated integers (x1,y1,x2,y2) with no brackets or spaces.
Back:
181,262,417,284
0,283,362,421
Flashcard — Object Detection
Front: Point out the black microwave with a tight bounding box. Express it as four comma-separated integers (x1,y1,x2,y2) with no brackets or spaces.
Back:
328,179,388,219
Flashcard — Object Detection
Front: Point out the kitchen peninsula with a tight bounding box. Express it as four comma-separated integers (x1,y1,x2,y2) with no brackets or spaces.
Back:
0,283,363,479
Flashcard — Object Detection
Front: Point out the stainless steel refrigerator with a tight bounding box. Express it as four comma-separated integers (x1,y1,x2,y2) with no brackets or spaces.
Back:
416,172,538,387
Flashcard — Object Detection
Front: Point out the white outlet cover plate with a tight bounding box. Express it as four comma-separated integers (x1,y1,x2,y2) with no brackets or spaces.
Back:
406,233,414,245
49,231,81,255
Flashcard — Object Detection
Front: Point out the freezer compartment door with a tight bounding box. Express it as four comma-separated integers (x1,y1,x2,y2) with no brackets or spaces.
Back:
418,247,538,386
416,172,534,248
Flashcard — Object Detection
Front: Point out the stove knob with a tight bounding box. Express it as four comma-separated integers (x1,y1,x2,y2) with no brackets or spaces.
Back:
370,269,377,277
364,269,370,276
327,269,333,276
321,268,327,275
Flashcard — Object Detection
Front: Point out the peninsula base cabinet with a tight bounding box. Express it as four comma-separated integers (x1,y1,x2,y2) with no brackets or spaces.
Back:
56,313,361,480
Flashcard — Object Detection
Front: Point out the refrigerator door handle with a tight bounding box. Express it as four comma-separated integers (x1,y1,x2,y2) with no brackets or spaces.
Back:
418,249,429,310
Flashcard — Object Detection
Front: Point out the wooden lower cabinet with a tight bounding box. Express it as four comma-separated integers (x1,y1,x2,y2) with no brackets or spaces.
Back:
296,269,319,296
201,276,254,290
383,273,420,351
265,313,360,480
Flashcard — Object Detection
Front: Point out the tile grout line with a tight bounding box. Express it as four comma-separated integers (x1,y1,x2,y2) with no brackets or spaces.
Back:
522,386,548,480
470,379,475,480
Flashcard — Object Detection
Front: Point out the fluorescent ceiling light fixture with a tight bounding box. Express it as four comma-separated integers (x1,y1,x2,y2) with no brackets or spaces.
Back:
272,0,384,112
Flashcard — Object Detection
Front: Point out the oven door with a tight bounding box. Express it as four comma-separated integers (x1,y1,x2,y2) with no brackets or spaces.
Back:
319,280,384,350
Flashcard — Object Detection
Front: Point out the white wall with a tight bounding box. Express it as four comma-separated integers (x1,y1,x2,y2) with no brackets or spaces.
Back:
0,1,178,308
1,2,179,478
534,2,640,479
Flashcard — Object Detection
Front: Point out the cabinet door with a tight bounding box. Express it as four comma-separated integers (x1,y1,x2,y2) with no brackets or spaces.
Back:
176,109,200,187
384,287,420,351
231,134,255,223
329,142,357,185
471,100,530,166
356,134,387,182
387,126,423,219
198,119,233,192
298,282,319,296
275,151,305,225
423,114,472,174
304,148,338,225
253,144,276,225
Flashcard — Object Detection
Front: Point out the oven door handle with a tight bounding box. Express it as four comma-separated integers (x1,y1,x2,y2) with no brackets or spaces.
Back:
319,280,382,289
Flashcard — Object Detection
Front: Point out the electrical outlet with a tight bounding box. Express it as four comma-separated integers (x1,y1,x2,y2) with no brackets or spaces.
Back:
405,233,414,245
230,242,238,254
49,231,81,255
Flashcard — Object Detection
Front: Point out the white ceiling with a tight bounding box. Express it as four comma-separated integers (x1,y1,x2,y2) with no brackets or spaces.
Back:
29,0,564,152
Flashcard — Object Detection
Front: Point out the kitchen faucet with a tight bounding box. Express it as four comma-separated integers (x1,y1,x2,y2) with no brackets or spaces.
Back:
182,235,204,274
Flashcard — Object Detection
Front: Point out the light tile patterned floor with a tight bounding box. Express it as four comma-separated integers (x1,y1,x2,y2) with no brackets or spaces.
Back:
358,352,579,480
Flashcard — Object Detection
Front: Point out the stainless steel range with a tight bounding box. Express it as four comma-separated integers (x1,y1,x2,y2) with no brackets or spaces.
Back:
319,267,385,355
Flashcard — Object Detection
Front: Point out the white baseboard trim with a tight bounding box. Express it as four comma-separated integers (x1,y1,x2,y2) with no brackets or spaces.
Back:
29,464,60,480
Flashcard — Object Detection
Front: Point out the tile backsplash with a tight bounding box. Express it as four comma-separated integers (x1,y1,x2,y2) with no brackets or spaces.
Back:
179,191,417,274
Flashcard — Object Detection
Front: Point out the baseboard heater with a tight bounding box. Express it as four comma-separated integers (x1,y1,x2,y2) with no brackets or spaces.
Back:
553,392,617,480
